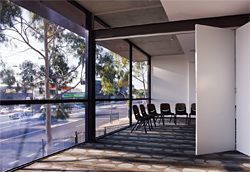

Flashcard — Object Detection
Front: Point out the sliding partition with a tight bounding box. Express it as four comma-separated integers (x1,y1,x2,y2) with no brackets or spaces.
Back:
196,25,235,155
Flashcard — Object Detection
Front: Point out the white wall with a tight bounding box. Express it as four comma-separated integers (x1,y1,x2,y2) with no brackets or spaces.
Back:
151,54,190,112
196,25,235,155
236,22,250,156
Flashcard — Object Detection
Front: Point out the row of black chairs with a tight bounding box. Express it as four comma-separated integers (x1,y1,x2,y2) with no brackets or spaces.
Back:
131,103,196,133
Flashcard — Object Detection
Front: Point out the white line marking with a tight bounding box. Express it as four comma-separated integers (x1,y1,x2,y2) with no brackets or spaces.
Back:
0,119,83,143
63,138,71,142
8,160,19,165
54,143,59,146
76,124,82,128
26,153,36,158
0,129,44,143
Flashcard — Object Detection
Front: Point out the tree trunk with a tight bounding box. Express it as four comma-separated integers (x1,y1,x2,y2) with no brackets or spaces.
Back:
141,63,147,98
44,19,52,147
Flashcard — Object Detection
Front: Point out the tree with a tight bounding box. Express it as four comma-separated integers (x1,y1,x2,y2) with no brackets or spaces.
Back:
0,68,16,88
19,60,38,93
132,61,148,98
0,0,21,42
95,46,148,99
96,46,129,98
0,58,16,88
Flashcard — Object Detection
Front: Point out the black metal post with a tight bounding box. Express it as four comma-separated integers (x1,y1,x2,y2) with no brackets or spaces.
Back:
129,43,133,126
85,12,96,142
148,56,152,104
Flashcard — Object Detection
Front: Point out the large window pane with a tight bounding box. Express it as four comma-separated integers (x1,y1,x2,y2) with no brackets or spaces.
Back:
132,47,149,98
0,102,85,171
96,40,129,99
96,101,129,137
0,1,86,100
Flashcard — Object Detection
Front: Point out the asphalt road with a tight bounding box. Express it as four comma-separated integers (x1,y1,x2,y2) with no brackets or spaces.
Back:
0,104,129,172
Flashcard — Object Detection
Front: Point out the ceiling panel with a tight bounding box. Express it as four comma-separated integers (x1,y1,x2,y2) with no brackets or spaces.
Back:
77,0,168,28
76,0,184,58
130,35,184,56
161,0,249,21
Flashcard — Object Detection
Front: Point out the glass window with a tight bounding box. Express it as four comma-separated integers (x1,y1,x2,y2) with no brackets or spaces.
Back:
132,47,149,98
96,40,129,99
0,1,86,100
0,102,85,171
0,1,87,171
96,101,129,137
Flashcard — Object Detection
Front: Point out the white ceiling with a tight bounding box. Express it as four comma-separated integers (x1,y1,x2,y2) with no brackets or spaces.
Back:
75,0,249,60
160,0,250,61
77,0,184,59
161,0,250,21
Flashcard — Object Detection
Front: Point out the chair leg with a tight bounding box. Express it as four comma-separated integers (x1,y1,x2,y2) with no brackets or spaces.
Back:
153,117,156,127
149,119,153,128
162,115,165,126
185,115,188,124
131,121,139,133
136,121,143,130
157,116,161,124
174,114,177,125
143,121,147,134
147,120,151,130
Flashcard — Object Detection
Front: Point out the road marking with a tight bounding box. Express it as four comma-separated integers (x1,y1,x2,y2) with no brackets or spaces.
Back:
0,129,44,143
64,138,71,142
76,124,82,128
26,153,36,158
54,143,59,146
8,160,19,165
0,121,43,130
0,119,84,143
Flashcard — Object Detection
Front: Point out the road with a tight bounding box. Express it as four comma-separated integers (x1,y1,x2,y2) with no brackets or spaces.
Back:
0,103,129,172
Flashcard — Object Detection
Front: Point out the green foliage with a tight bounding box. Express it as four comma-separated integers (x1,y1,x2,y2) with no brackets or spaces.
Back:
19,60,38,92
55,105,69,120
0,58,16,88
0,68,16,88
96,47,129,97
132,61,148,98
0,0,21,42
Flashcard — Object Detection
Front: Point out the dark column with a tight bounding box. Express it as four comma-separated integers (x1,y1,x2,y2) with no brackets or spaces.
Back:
148,56,152,104
85,13,96,142
129,43,133,126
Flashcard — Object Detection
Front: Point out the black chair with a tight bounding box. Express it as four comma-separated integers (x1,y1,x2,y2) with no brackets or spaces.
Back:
189,103,196,124
160,103,176,124
147,104,164,125
175,103,188,124
131,105,151,133
140,104,156,127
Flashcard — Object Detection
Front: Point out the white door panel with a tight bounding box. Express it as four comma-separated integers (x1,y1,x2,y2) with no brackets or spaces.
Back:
236,22,250,156
196,25,235,155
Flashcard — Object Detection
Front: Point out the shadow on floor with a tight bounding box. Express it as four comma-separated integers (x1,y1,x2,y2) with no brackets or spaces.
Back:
18,121,250,172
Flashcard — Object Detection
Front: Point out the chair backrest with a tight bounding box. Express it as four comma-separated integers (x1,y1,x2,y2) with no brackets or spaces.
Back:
160,103,171,114
139,104,147,117
190,103,196,115
147,104,157,114
132,105,141,120
175,103,187,115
